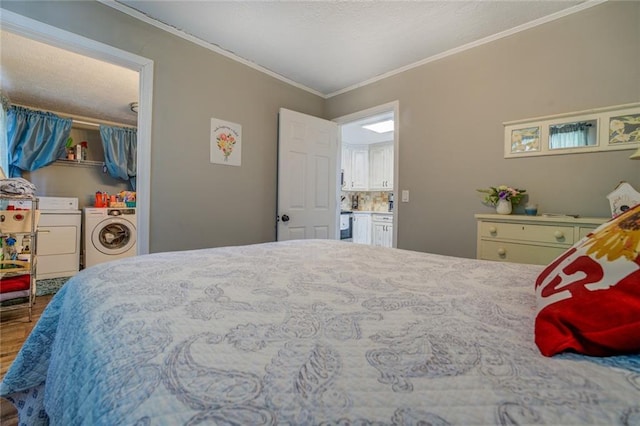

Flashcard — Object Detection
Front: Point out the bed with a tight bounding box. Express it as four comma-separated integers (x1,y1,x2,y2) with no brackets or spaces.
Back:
1,239,639,425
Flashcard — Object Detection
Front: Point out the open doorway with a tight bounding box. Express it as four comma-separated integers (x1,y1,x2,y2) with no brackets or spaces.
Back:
0,9,153,254
334,101,399,248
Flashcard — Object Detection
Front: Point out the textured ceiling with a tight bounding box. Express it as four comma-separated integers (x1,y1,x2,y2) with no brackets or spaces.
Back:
0,30,139,126
115,0,587,96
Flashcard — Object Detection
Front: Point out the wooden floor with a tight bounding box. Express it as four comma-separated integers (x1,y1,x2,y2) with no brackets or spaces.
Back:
0,295,53,426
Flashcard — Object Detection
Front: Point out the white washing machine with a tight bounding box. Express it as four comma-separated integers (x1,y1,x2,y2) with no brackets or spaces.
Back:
83,208,137,268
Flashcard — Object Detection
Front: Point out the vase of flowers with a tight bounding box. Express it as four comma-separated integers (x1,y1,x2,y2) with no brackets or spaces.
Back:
477,185,526,215
495,198,512,215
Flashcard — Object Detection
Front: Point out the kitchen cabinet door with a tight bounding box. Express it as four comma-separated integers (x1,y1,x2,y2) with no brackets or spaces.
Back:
369,142,393,190
341,145,352,190
372,222,393,247
352,213,371,245
342,144,368,190
350,146,369,190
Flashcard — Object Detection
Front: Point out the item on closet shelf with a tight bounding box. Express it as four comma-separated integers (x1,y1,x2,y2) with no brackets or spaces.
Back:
65,137,74,160
95,192,108,208
80,141,88,160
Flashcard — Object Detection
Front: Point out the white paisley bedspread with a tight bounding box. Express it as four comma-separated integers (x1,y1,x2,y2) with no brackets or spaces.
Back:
1,240,639,425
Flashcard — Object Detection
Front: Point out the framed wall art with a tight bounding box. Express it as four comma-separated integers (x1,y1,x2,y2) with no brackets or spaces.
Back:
609,112,640,145
210,118,242,166
503,102,640,158
509,126,540,154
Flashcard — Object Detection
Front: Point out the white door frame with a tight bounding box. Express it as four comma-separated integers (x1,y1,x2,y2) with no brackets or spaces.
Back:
0,9,153,254
333,101,400,248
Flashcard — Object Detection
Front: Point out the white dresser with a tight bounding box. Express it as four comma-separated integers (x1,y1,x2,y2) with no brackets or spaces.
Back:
475,214,609,265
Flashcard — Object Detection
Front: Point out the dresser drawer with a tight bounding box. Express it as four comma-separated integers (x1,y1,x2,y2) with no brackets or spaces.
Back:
479,241,567,265
479,221,575,245
578,225,600,240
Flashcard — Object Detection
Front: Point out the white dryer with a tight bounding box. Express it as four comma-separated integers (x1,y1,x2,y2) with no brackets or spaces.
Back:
83,208,137,268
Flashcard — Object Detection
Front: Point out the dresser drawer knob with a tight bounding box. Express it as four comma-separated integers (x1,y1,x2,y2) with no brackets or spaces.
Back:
554,231,565,239
497,247,506,256
489,226,497,234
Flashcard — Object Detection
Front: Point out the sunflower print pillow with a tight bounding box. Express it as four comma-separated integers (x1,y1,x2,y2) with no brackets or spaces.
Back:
535,203,640,357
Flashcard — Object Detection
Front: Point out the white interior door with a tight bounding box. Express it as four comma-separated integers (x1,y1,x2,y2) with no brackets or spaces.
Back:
277,108,339,241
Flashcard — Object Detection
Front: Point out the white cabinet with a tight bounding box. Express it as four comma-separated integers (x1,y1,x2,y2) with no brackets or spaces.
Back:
475,214,608,265
372,214,393,247
342,144,369,190
352,213,371,245
341,146,351,190
369,143,393,191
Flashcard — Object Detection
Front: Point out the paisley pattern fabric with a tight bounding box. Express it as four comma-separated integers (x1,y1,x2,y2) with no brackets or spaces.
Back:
1,240,638,425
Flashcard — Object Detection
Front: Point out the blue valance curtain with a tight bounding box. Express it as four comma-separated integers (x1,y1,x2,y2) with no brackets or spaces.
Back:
99,125,137,190
6,106,72,177
0,93,10,177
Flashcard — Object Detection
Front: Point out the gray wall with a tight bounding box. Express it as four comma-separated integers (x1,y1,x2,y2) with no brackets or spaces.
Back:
2,1,324,253
3,1,639,258
326,1,640,258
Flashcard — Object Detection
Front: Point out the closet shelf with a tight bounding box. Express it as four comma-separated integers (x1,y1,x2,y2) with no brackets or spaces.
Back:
55,159,105,168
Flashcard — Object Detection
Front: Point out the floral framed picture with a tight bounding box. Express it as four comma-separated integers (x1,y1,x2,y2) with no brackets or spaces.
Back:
510,126,540,153
609,113,640,145
211,118,242,166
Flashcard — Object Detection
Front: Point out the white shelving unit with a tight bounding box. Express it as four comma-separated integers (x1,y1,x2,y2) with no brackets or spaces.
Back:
0,195,39,321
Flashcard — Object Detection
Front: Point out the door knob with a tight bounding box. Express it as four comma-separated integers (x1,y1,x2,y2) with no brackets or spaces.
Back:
281,214,290,222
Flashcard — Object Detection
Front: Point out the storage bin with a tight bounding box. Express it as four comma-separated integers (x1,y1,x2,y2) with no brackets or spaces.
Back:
0,210,40,233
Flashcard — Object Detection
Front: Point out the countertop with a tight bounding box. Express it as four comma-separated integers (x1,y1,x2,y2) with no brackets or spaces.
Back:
341,210,393,215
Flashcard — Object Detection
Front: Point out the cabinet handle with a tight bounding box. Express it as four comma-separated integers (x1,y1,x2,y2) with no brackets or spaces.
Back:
489,226,497,234
497,247,506,256
554,231,564,239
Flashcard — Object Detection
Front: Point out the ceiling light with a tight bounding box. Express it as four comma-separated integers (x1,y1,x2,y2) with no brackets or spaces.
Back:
129,102,139,113
363,119,394,133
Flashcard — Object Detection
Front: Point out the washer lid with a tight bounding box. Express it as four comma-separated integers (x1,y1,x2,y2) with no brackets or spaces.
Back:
91,217,136,255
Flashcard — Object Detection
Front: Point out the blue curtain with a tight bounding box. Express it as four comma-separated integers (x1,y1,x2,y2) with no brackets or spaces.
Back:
6,106,72,177
99,125,137,190
0,98,9,177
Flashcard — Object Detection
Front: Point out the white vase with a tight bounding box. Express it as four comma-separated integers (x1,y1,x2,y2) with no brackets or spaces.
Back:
496,199,512,215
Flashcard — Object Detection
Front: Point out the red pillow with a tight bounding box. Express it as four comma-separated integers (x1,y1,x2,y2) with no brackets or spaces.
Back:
535,203,640,357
